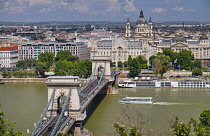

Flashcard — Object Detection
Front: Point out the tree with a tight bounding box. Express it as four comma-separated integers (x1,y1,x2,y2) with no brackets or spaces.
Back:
54,50,79,62
0,108,24,136
162,48,178,67
35,62,49,77
136,55,148,69
128,56,133,67
38,52,54,68
170,110,210,136
79,60,92,77
16,58,37,69
192,68,203,76
149,55,156,67
152,54,170,77
199,110,210,127
113,122,142,136
177,49,194,70
192,60,202,69
54,60,92,77
129,58,141,77
152,58,162,76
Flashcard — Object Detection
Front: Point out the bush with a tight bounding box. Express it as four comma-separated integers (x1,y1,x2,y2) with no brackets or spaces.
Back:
192,68,202,76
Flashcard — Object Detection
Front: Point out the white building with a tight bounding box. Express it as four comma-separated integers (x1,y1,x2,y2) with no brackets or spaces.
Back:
90,38,152,67
126,10,153,39
18,41,90,60
156,34,210,67
0,46,18,67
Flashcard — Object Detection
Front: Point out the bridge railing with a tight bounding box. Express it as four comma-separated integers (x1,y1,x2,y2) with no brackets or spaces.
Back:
50,89,71,136
57,116,72,133
31,89,56,136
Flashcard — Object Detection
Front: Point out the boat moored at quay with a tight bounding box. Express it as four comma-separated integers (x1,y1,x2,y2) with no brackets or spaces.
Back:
118,79,210,88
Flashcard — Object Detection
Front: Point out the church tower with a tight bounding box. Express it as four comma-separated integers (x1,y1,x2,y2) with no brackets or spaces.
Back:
125,18,131,38
148,17,153,37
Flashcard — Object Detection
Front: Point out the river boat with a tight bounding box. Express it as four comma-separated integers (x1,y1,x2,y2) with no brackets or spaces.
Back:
118,79,210,88
118,80,136,88
118,96,153,104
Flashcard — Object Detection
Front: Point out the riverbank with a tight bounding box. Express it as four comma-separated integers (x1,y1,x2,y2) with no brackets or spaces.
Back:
1,77,87,83
1,78,47,82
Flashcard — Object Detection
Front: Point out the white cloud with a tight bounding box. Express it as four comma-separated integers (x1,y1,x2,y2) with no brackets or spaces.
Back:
152,8,167,13
105,0,121,12
187,8,195,12
124,0,137,12
0,0,29,14
164,0,181,3
172,6,185,12
29,0,54,6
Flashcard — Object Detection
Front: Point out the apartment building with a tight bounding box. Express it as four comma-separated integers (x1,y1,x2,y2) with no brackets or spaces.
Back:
0,46,18,67
18,41,90,60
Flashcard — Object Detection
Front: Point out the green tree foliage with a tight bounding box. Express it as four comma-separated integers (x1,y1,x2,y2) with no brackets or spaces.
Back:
54,60,92,77
54,50,79,62
152,54,170,77
199,110,210,127
192,60,202,69
152,58,161,76
177,49,194,70
162,48,178,65
192,68,203,76
79,59,92,77
171,117,191,136
128,56,133,67
171,110,210,136
38,52,54,68
136,55,148,69
16,58,37,69
123,61,128,67
149,55,156,67
35,62,49,77
113,122,142,136
128,58,141,77
0,109,24,136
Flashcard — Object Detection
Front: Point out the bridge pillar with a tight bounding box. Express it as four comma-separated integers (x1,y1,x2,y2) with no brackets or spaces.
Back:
45,76,81,117
91,55,114,82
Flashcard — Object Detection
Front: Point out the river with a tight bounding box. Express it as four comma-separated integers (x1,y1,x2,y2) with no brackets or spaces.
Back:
0,83,210,135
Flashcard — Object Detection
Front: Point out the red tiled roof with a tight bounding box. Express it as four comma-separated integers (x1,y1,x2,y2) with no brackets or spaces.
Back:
0,46,18,51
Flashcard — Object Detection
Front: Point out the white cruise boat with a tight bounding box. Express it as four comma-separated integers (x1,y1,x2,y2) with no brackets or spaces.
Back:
118,80,136,88
118,79,210,88
118,96,153,104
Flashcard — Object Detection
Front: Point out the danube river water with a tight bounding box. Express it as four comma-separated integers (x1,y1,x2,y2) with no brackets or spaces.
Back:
0,83,210,135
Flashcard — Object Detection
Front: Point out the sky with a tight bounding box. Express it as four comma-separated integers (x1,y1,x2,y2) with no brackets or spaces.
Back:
0,0,210,22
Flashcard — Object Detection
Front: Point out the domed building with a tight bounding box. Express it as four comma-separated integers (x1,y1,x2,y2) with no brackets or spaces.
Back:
125,10,153,39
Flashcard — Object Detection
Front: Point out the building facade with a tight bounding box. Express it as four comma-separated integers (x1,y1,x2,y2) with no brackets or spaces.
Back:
90,38,151,67
126,10,153,39
0,46,18,67
156,34,210,67
18,42,90,60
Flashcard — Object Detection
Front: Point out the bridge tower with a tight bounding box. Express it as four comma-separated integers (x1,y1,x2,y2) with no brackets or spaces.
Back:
45,76,85,119
91,56,114,82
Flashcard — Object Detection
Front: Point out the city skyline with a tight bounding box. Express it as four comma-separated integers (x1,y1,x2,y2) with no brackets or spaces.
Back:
0,0,210,22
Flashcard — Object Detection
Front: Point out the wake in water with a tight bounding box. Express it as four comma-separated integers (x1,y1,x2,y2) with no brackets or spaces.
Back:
153,102,186,105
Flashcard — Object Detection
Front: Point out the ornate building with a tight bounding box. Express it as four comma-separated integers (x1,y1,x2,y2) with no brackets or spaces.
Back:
156,34,210,67
126,10,153,39
90,38,152,67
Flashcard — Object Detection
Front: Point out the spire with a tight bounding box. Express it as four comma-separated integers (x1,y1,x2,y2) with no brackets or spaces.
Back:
140,9,144,18
126,18,130,23
149,17,152,22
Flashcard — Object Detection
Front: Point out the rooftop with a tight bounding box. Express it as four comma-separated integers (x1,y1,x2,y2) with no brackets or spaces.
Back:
0,46,18,51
